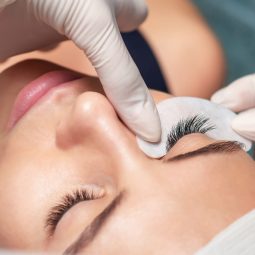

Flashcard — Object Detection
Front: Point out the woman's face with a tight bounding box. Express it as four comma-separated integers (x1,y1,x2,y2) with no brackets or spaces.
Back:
0,60,255,255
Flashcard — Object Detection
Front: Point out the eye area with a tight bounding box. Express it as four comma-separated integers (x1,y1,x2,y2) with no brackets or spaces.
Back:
45,185,105,236
166,115,215,152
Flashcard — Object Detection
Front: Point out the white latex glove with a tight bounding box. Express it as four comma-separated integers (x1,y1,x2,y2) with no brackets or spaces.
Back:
211,74,255,141
0,0,161,142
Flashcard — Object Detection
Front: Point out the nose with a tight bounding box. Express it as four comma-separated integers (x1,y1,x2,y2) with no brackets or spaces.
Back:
56,92,137,159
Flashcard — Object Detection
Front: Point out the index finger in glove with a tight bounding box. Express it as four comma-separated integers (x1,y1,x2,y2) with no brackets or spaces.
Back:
211,74,255,112
88,5,161,142
32,0,161,142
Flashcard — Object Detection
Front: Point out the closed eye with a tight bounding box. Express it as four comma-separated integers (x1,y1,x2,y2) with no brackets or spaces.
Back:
166,115,215,152
45,187,105,236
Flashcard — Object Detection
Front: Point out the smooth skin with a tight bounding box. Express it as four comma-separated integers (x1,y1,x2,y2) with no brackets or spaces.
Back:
0,60,254,255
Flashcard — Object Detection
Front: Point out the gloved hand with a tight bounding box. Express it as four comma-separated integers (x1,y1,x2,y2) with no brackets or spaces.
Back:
0,0,161,142
211,74,255,141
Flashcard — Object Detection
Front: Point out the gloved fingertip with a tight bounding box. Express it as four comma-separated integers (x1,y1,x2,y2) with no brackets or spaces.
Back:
211,89,226,104
136,118,162,143
133,107,162,143
232,109,255,141
211,88,239,111
137,128,161,143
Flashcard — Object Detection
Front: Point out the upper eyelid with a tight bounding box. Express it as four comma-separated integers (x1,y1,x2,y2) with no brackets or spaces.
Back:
63,191,125,254
45,188,105,236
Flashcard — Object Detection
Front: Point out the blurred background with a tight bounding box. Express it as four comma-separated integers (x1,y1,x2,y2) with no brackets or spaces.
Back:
193,0,255,84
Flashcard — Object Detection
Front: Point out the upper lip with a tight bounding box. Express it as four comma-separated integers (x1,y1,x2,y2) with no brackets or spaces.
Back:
6,70,82,130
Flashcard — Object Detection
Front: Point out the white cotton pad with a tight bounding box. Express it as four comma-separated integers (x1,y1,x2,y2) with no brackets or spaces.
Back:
136,97,252,158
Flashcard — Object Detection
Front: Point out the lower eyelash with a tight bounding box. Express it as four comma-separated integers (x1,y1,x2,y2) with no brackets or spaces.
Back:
166,114,215,151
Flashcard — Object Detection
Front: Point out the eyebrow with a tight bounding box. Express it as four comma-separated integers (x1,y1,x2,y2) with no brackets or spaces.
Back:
63,192,124,255
164,141,243,162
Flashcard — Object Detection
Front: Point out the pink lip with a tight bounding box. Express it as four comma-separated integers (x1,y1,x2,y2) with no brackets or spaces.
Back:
7,70,82,130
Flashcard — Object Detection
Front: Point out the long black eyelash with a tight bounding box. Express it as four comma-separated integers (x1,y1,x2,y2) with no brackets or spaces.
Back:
45,189,98,236
166,114,215,152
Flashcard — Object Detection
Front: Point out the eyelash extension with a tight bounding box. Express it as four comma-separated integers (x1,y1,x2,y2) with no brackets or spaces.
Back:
166,114,215,152
45,189,100,236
